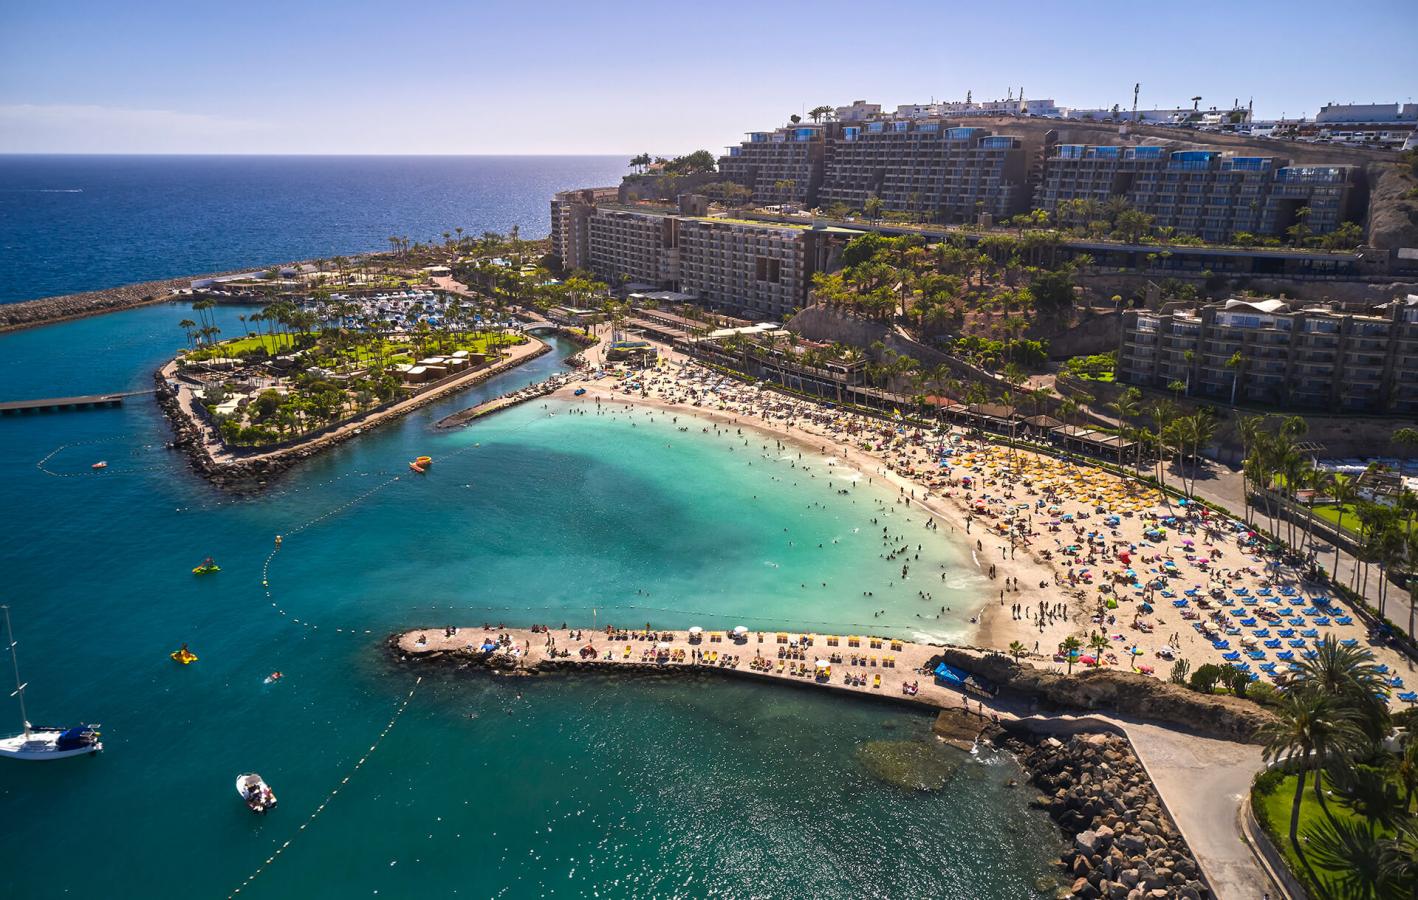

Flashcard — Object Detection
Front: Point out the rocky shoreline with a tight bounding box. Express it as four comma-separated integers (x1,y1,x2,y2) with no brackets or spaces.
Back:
155,340,553,491
997,728,1212,900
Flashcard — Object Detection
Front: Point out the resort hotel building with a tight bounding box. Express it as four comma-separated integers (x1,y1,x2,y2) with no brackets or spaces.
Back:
1116,296,1418,414
550,187,858,320
719,121,1030,222
710,105,1367,241
1035,145,1360,242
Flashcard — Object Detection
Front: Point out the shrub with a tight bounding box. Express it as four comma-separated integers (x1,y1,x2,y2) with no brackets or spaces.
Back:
1245,681,1280,709
1189,663,1224,693
1219,664,1251,698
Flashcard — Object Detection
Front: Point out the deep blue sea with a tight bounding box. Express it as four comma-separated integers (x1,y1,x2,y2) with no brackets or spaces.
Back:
0,157,1061,898
0,155,628,303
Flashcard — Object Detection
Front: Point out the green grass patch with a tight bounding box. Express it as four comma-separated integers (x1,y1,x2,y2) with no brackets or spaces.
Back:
1313,503,1417,533
1252,769,1404,897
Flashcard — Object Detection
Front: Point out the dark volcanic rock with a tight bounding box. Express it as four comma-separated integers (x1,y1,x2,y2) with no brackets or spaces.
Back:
994,730,1211,900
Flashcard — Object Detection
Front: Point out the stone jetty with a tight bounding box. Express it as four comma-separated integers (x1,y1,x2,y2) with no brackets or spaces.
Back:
1000,729,1213,900
435,372,579,429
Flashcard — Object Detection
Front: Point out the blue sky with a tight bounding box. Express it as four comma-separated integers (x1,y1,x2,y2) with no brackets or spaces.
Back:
1,0,1413,154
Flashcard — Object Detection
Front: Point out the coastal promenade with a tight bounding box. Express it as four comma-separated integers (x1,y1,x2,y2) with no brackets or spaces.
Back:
394,625,1276,900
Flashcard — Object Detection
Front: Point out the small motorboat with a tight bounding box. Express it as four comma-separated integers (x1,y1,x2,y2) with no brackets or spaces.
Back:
1,606,102,761
171,644,198,665
263,671,282,684
91,461,108,470
236,773,277,814
192,557,220,575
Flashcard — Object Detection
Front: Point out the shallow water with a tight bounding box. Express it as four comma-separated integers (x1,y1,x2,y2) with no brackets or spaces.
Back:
0,304,1059,897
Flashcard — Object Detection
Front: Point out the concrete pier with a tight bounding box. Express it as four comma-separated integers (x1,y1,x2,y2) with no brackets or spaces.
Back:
0,390,152,414
395,625,970,711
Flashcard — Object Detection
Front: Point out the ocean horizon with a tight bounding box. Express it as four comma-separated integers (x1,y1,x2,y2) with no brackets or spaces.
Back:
0,154,628,304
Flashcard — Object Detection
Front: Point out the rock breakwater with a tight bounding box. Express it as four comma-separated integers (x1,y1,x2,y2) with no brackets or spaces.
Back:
0,270,259,333
1000,730,1211,900
435,371,578,429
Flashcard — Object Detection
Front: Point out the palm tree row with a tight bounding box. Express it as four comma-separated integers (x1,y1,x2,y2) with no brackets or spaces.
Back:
1240,417,1418,630
1258,636,1415,899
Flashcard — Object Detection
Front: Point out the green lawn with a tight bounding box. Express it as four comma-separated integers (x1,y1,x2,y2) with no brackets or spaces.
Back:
185,334,293,359
1252,770,1403,897
187,331,512,365
1313,503,1417,533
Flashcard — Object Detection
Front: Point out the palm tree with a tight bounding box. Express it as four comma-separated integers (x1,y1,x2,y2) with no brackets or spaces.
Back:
1292,635,1389,749
1185,412,1217,498
1108,387,1143,477
1304,816,1387,899
1237,415,1266,525
1061,635,1082,673
1330,472,1358,574
1226,350,1246,405
1259,688,1364,857
1008,640,1027,663
1380,818,1418,893
1149,400,1177,490
1088,633,1108,666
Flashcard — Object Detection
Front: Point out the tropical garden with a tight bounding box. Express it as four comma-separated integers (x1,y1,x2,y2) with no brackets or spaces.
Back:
178,286,525,448
1252,637,1416,899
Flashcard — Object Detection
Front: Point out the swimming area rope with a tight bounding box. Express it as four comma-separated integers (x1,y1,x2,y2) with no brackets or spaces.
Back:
227,676,422,898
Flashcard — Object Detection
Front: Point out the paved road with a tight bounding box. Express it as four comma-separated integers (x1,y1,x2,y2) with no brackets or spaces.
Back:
1119,718,1273,900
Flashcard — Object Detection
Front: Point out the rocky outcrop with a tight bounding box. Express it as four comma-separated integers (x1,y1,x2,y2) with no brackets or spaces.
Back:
1366,162,1418,251
938,649,1275,744
930,707,988,750
1000,730,1211,900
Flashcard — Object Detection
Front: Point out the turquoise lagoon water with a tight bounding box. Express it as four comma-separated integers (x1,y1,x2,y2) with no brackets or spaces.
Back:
0,304,1061,898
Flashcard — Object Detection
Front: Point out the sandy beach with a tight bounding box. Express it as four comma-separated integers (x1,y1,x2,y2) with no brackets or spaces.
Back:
534,342,1415,700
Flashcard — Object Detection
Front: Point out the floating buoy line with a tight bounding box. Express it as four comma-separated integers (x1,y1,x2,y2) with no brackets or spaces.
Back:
227,677,422,898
